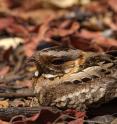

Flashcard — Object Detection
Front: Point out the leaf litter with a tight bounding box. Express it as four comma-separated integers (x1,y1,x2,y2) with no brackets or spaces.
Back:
0,0,117,124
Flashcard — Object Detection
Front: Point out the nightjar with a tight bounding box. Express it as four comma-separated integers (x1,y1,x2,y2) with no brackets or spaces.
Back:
27,47,117,110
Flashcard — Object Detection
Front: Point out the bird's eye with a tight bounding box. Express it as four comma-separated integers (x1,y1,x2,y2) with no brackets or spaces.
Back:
51,59,65,65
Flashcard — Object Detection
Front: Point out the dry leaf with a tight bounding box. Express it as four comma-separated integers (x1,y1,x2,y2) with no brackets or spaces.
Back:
0,66,10,76
0,37,23,50
44,0,78,8
111,118,117,124
0,100,9,108
0,120,10,124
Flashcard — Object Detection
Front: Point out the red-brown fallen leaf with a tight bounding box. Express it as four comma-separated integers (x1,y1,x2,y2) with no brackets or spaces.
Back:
0,0,11,9
8,108,85,124
0,0,15,9
24,17,79,56
9,109,60,124
0,120,10,124
34,108,60,124
63,109,85,117
0,16,43,57
80,30,117,45
0,18,14,30
60,29,117,52
94,37,117,49
108,0,117,13
24,16,54,56
47,20,80,37
68,119,84,124
85,1,107,13
77,30,117,51
63,35,104,52
63,109,85,124
0,17,30,38
7,23,29,38
78,29,101,39
26,113,39,121
0,66,10,77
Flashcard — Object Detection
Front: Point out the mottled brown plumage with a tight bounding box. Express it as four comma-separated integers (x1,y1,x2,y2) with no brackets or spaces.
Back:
27,47,117,110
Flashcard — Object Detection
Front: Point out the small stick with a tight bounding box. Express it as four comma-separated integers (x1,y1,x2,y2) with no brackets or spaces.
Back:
0,93,36,98
0,107,60,120
0,107,40,120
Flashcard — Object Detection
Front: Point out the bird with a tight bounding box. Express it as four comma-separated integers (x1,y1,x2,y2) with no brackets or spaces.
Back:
27,46,117,111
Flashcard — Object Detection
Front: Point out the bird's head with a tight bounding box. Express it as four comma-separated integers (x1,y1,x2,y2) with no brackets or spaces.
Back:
27,46,87,80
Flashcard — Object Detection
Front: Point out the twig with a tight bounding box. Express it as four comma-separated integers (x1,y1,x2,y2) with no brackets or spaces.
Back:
0,93,36,98
84,120,108,124
0,75,26,83
0,107,40,120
